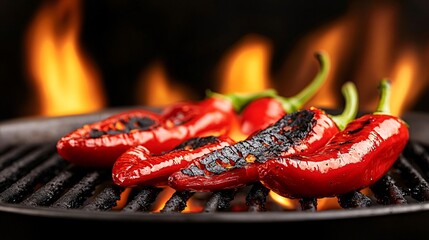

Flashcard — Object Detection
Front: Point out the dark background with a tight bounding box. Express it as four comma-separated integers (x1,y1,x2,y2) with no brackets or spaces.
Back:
1,0,429,121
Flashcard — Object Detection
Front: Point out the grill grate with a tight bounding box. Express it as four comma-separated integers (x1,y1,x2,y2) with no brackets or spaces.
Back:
1,112,429,239
3,110,429,240
1,140,429,213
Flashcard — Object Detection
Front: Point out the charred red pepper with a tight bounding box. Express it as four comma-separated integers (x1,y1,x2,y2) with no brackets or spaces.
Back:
56,90,276,168
167,81,359,192
258,79,409,199
239,51,330,136
112,135,235,187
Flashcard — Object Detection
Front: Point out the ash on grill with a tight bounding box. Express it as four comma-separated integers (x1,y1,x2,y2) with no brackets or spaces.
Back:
1,139,429,212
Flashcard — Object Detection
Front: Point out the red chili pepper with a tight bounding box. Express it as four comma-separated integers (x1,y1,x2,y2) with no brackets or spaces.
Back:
167,81,359,192
56,90,276,168
240,51,330,136
112,135,235,187
258,79,409,199
56,109,161,168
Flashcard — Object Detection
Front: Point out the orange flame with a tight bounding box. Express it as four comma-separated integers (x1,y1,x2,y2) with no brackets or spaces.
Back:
112,187,132,210
275,6,358,111
136,61,196,107
151,187,202,213
269,191,342,211
317,198,341,210
150,187,174,212
25,0,105,116
389,47,425,116
216,34,273,93
268,191,300,210
352,2,399,113
277,1,427,116
25,0,425,118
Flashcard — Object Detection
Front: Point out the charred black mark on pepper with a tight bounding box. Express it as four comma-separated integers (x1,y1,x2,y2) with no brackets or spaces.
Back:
181,164,205,176
346,127,363,135
173,136,219,150
338,140,354,145
89,116,157,138
182,109,316,176
346,118,373,135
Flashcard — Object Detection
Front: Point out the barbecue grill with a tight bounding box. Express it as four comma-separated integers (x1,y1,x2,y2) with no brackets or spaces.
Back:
0,108,429,238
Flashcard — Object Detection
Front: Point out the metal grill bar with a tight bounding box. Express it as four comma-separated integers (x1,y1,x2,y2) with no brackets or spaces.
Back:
299,197,317,211
246,182,270,212
395,154,429,202
0,145,37,169
204,189,237,212
337,191,372,209
21,165,86,207
52,170,108,209
0,145,54,192
121,187,163,212
83,185,122,211
370,174,407,205
160,190,195,212
0,154,66,203
404,141,429,176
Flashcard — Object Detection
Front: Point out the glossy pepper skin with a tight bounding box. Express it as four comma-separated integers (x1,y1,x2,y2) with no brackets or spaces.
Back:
258,79,409,199
168,81,359,192
239,97,285,136
57,90,276,168
57,109,162,168
112,135,235,187
240,51,330,136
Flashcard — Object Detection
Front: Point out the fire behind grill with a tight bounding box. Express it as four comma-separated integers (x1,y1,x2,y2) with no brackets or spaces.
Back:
1,108,429,238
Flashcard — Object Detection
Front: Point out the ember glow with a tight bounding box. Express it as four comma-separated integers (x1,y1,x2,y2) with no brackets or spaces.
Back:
151,187,174,212
150,187,203,213
113,187,132,210
269,188,342,211
269,191,300,210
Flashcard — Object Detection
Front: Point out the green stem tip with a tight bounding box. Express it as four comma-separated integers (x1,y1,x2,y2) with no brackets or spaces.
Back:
206,88,279,112
329,81,359,131
374,78,391,115
277,51,331,113
207,50,330,113
279,50,331,112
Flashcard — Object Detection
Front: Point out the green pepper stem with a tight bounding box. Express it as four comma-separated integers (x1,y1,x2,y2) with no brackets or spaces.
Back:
207,51,329,113
276,50,330,112
206,88,279,112
329,81,359,131
374,78,391,115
